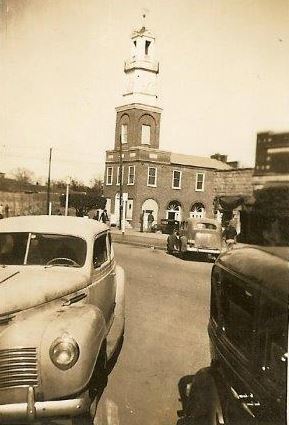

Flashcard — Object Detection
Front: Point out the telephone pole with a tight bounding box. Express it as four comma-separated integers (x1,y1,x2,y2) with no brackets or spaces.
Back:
119,135,123,230
46,147,52,215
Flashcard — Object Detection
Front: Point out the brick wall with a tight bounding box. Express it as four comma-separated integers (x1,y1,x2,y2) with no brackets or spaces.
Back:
104,161,216,227
214,168,254,198
0,191,62,217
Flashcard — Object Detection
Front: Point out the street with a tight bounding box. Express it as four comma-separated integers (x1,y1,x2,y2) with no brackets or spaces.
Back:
95,243,213,425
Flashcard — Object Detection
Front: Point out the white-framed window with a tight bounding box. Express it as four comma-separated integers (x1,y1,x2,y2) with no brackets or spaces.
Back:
172,170,182,189
121,124,128,144
116,166,124,185
106,167,113,185
147,167,157,187
141,125,151,144
195,172,205,191
127,165,135,185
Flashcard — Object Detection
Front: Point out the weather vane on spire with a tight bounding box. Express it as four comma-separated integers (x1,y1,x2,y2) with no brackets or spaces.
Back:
141,8,149,28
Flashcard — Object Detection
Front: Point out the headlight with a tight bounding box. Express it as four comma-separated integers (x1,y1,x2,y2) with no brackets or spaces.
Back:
49,334,79,370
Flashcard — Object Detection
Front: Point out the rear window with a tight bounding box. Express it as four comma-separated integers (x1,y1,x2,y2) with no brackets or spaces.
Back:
196,222,217,230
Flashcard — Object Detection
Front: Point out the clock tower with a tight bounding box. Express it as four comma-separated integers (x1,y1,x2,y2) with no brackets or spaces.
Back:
114,25,162,150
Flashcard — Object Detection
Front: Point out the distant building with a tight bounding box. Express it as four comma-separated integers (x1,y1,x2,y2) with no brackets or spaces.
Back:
103,25,231,229
253,131,289,190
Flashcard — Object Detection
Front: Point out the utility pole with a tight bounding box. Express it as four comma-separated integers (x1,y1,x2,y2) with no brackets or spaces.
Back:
65,177,70,216
119,134,123,231
46,147,52,215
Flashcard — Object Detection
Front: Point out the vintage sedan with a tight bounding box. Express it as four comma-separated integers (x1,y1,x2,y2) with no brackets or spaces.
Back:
208,245,288,424
0,215,125,424
179,218,223,261
152,219,179,235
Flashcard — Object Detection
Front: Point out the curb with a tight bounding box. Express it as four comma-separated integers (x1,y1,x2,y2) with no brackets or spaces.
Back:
111,235,166,251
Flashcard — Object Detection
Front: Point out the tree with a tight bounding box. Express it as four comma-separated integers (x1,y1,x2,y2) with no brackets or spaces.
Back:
59,192,106,217
12,167,35,191
240,185,289,245
89,177,103,195
12,168,34,184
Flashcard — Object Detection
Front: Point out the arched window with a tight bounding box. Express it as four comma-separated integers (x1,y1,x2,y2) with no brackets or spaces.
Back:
166,201,182,221
190,203,205,219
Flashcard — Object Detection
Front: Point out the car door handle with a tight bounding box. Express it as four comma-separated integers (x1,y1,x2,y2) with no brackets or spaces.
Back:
230,387,260,418
62,293,87,306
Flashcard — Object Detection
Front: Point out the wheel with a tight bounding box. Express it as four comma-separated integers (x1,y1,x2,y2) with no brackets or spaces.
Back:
107,331,124,375
71,413,94,425
88,344,108,415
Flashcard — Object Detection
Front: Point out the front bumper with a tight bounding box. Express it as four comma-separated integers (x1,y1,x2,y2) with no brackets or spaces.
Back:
186,246,220,255
0,386,90,423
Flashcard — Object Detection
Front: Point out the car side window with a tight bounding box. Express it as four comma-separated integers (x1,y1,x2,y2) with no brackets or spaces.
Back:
93,233,108,269
220,272,257,358
257,299,288,389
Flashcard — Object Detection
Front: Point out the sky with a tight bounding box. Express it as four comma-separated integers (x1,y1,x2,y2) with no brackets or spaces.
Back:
1,0,289,184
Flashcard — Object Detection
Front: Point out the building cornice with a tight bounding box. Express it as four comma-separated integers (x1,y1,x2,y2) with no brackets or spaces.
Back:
115,103,163,114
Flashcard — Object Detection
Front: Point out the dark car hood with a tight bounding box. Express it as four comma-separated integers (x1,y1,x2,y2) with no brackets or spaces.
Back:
0,266,88,315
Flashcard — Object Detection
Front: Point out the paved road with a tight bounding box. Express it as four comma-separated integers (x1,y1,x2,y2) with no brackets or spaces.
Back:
95,244,213,425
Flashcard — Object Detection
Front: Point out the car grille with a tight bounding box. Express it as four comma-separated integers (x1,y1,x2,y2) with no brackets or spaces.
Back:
0,348,38,389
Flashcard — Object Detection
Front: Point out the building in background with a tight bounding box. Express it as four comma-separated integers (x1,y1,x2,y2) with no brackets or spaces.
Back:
253,131,289,190
103,25,231,230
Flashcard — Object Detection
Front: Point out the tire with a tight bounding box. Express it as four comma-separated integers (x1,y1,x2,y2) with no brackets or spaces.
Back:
89,343,108,401
71,413,94,425
107,332,124,375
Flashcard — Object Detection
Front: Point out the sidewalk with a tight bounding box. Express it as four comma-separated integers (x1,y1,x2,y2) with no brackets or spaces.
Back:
110,227,167,250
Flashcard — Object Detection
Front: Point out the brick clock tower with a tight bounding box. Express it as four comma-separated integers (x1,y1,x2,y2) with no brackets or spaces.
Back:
114,25,162,150
104,24,163,228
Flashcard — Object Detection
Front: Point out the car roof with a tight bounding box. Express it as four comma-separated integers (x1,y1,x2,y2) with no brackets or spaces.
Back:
0,215,108,240
185,218,221,228
218,245,289,299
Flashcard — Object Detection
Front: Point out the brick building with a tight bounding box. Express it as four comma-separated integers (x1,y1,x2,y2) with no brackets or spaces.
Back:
253,131,289,189
103,25,231,229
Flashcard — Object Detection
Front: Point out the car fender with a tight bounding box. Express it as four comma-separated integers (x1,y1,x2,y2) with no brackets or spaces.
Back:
40,304,106,399
107,265,125,359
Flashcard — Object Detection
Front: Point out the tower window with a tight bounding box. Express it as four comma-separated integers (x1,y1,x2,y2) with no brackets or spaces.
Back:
121,124,128,144
145,40,151,55
141,125,151,145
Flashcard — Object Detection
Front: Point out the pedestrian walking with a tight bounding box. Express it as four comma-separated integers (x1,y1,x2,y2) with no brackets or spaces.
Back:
222,221,237,250
99,209,109,224
4,204,9,218
147,211,154,232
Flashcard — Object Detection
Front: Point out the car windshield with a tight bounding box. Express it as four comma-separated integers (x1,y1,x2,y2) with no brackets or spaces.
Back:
0,232,87,267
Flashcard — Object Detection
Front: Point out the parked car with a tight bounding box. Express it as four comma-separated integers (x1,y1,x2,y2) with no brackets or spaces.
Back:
179,218,222,261
0,215,125,424
208,245,288,424
152,219,179,235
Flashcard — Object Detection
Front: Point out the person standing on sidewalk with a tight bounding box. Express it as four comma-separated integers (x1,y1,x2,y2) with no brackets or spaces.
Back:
99,209,109,224
139,211,144,233
222,220,237,250
147,212,154,232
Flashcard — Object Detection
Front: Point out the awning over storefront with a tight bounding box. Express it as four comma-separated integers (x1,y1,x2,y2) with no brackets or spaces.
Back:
217,195,255,210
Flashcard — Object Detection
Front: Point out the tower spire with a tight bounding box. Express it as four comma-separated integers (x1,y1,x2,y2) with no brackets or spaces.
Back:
123,20,159,106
